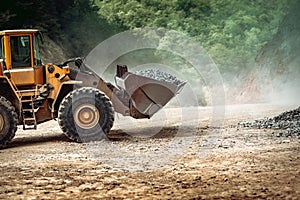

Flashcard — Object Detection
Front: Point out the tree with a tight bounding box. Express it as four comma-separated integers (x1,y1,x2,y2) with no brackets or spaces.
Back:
95,0,290,74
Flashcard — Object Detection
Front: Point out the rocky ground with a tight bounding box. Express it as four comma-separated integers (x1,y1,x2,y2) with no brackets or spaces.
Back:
0,104,299,199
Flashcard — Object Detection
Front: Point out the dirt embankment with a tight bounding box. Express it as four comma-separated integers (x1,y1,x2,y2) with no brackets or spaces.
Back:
40,35,67,64
233,1,300,104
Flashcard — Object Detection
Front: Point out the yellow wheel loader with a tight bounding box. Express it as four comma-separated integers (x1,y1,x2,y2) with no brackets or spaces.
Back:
0,29,185,148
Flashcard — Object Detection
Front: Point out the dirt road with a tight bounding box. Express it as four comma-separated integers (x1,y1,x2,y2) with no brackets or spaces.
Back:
0,104,299,199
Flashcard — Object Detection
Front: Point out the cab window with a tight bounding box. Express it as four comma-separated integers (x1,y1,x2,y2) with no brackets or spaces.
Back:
10,36,31,67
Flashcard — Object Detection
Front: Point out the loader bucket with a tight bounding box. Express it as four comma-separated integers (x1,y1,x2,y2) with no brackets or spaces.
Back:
115,71,186,119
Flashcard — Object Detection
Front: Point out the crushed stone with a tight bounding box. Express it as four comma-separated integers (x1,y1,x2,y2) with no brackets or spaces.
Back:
135,69,184,85
238,106,300,137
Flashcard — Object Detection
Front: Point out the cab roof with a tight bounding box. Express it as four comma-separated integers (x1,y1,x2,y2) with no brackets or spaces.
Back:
0,29,40,35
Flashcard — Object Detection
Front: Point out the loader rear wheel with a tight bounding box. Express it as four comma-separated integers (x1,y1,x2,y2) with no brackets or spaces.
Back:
58,87,114,142
0,96,18,148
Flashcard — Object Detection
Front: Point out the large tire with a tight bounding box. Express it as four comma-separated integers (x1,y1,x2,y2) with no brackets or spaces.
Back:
58,87,114,142
0,96,18,148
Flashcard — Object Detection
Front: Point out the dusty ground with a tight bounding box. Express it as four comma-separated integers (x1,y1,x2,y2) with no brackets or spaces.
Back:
0,104,299,199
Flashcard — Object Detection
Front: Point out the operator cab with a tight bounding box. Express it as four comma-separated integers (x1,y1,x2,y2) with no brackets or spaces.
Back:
0,29,44,87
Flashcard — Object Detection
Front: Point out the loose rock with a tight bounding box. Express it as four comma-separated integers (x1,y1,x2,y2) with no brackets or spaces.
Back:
135,69,184,85
238,106,300,137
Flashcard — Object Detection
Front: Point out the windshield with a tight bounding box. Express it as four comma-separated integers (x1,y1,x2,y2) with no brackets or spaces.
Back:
10,35,31,67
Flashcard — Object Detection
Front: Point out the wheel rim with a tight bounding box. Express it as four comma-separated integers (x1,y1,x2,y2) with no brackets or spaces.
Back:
74,104,100,129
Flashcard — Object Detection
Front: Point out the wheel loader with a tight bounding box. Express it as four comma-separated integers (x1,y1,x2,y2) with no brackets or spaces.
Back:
0,29,185,148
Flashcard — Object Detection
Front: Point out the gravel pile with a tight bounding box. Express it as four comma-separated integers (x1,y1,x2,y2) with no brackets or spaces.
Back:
238,106,300,137
135,69,184,85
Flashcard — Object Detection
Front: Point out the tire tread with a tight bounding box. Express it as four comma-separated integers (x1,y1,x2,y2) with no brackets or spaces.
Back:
58,87,114,142
0,96,18,148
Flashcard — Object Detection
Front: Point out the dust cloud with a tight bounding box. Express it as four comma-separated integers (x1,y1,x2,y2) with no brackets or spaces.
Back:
266,78,300,105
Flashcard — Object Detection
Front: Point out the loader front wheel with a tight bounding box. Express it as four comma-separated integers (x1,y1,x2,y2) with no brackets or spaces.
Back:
58,87,114,142
0,96,18,148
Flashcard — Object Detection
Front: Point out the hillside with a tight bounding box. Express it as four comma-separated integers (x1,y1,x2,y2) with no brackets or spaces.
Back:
1,1,290,71
235,0,300,104
0,0,298,105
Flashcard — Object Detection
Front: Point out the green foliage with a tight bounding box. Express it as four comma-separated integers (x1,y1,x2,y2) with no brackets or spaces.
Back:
0,0,293,73
202,0,291,72
0,0,294,105
95,0,291,74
